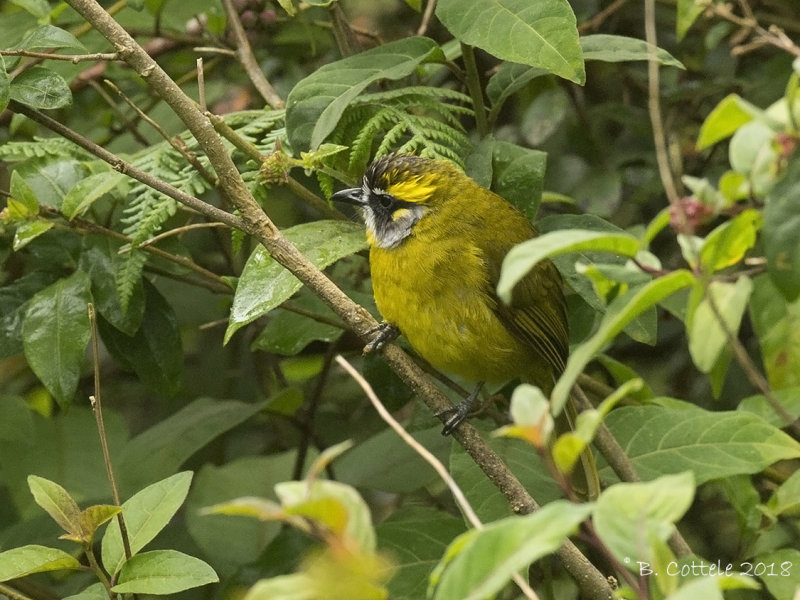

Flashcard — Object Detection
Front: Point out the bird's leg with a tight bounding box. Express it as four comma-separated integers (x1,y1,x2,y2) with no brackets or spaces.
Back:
437,382,485,436
363,322,400,354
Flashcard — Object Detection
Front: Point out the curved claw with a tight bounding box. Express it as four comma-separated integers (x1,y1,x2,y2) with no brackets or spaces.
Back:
363,322,400,354
437,382,485,436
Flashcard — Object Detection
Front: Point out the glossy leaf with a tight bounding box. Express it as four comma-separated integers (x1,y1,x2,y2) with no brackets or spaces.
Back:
286,37,445,150
0,545,81,581
27,475,82,536
102,472,193,576
497,229,641,303
62,582,108,600
551,271,696,413
9,66,72,109
581,34,684,68
604,402,800,484
430,501,592,600
112,550,218,594
764,158,800,301
696,94,762,150
251,293,343,356
435,0,584,84
749,275,800,390
9,170,38,215
594,473,694,567
225,220,366,343
22,271,92,407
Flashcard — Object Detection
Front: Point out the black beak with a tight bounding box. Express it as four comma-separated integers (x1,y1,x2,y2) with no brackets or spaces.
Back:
330,187,365,206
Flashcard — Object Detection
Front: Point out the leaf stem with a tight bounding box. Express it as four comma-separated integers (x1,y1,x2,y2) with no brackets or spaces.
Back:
460,43,489,138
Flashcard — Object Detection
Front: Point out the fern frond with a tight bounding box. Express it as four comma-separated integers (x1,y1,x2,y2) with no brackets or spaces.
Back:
0,137,93,161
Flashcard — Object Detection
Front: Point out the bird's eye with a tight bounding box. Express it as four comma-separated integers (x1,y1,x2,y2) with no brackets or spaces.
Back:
378,194,394,209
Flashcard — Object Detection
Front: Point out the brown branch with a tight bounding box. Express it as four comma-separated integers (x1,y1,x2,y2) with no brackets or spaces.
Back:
220,0,285,109
578,0,631,33
0,49,119,62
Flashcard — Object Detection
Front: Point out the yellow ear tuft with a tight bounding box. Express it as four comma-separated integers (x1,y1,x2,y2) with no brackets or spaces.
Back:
385,173,437,204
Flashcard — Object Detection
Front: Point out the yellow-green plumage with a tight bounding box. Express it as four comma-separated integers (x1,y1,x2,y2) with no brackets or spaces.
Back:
366,159,567,392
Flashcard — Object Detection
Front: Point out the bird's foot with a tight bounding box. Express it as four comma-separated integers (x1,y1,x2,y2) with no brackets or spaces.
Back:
363,322,399,354
437,382,485,436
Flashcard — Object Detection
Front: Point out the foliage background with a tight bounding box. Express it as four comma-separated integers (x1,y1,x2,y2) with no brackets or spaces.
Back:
1,0,800,599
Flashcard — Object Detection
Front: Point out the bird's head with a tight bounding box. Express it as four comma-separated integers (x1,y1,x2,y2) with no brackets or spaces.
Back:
331,154,460,249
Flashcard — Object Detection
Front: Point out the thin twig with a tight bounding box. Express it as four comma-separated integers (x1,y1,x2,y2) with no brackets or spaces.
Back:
136,221,228,248
197,57,207,113
87,304,133,562
644,0,681,208
220,0,285,108
417,0,437,36
704,283,800,437
104,79,217,185
87,79,151,147
336,356,540,600
0,49,119,62
0,584,35,600
578,0,631,33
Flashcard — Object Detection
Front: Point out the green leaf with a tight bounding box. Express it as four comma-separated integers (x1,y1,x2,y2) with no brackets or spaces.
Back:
16,25,86,52
749,275,800,390
27,475,82,536
62,171,125,220
225,220,367,343
13,220,54,251
764,158,800,301
9,0,51,20
498,229,641,303
766,469,800,517
117,398,269,493
22,271,92,407
687,277,753,373
377,507,466,600
102,472,193,576
581,34,684,69
435,0,584,84
551,271,695,413
604,403,800,484
9,66,72,109
0,545,81,581
696,94,762,150
98,280,181,397
729,120,779,196
77,505,121,543
430,501,593,600
699,209,761,273
286,37,445,150
15,158,87,209
111,549,218,594
594,473,694,567
243,575,316,600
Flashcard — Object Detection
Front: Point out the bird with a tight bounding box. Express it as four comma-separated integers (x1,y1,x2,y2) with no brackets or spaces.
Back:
331,154,597,495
